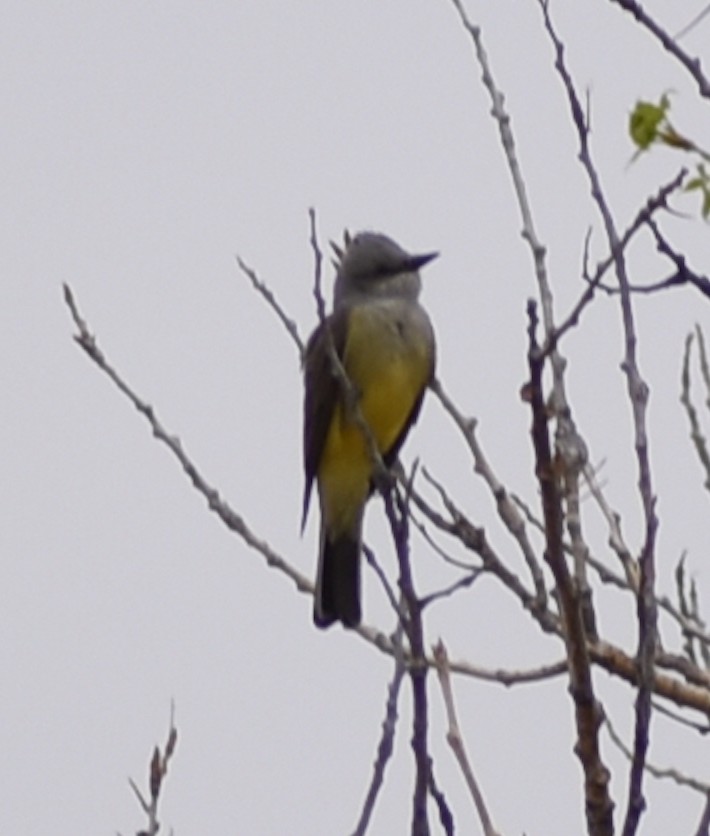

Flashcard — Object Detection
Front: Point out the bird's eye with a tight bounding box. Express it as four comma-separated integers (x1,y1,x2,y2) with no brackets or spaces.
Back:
373,260,401,279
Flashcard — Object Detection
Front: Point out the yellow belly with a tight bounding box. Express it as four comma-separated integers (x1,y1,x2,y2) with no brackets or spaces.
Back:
318,303,432,535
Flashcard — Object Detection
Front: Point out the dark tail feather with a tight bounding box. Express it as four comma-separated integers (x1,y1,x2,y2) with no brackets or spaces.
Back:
314,526,361,629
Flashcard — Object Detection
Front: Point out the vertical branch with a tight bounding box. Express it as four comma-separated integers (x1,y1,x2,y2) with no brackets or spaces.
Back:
448,0,577,413
352,628,406,836
427,765,455,836
527,301,614,836
694,792,710,836
695,327,710,409
689,580,710,671
383,485,432,836
450,0,593,633
537,6,659,833
308,213,435,833
565,467,598,641
675,556,698,665
680,332,710,493
434,640,500,836
308,207,326,323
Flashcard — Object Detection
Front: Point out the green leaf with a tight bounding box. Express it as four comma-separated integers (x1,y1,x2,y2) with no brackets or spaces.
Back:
629,98,669,150
685,177,704,192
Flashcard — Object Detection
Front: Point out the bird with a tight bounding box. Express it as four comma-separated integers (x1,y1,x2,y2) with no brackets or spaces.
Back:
302,231,437,628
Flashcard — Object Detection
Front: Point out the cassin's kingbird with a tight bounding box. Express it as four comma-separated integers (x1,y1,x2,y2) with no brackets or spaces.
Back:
301,231,437,628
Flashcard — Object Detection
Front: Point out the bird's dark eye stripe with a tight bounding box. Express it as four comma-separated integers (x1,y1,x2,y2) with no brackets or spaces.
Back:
370,261,402,279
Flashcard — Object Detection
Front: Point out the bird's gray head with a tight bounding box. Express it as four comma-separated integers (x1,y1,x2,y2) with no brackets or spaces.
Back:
333,231,437,307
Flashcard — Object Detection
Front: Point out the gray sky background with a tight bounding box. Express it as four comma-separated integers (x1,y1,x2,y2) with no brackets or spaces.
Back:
3,1,709,833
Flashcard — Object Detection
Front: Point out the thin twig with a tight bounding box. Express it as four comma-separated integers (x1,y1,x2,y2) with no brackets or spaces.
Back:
583,463,640,591
646,219,710,301
420,569,482,609
526,299,614,836
352,627,407,836
416,467,561,638
652,700,710,735
588,639,710,716
427,762,455,836
681,331,710,493
694,792,710,836
607,0,710,99
66,276,710,755
697,327,710,409
430,379,548,610
538,6,660,832
550,170,687,353
604,713,710,794
307,210,390,488
434,640,501,836
363,544,404,622
382,483,431,835
63,282,568,696
235,256,304,355
126,703,178,836
515,485,710,664
675,4,710,40
408,511,479,572
63,283,316,600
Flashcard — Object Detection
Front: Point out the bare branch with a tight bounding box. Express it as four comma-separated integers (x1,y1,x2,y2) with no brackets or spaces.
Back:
126,704,178,836
309,207,326,322
651,700,710,735
675,5,710,40
694,792,710,836
427,765,455,836
518,481,710,665
434,640,501,836
363,543,404,622
526,300,614,836
589,640,710,716
235,256,304,355
647,219,710,301
66,279,710,736
448,0,550,322
63,283,570,697
583,464,640,591
408,510,480,572
63,283,316,602
420,569,482,609
654,645,710,691
449,0,578,443
381,483,431,835
416,467,560,638
697,327,710,409
430,380,548,609
551,170,688,351
607,0,710,99
537,6,660,832
352,628,406,836
682,331,710,493
604,713,710,794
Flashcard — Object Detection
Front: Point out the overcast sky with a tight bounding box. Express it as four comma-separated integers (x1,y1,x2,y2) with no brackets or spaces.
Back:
3,1,709,833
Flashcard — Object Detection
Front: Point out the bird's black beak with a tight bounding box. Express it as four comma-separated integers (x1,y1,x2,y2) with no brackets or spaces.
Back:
406,251,439,271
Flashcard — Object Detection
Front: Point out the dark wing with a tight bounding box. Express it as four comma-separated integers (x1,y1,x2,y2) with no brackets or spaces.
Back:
301,309,348,530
